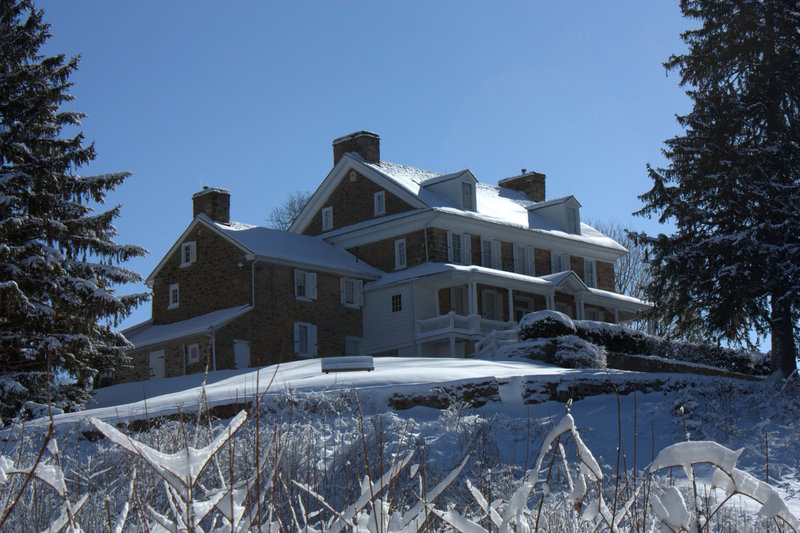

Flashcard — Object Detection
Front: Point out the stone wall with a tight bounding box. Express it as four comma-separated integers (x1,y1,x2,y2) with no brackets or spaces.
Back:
596,261,615,292
348,229,427,272
152,224,251,325
302,168,415,236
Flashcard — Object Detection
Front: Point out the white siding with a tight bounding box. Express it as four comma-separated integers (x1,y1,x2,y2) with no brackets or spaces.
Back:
363,285,415,355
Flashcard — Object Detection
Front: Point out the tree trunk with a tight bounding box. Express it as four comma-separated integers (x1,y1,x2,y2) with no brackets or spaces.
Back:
770,292,797,376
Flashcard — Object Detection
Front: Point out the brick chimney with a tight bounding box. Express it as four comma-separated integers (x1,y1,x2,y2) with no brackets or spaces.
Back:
332,131,380,165
498,170,546,202
192,187,230,224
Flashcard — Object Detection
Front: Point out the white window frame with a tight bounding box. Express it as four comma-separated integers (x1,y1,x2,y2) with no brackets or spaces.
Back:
340,278,363,307
294,269,317,300
584,259,597,288
293,322,318,357
345,336,365,356
180,241,197,267
391,293,403,313
374,191,386,216
394,238,407,269
168,283,179,309
186,343,200,364
461,182,475,211
321,206,333,231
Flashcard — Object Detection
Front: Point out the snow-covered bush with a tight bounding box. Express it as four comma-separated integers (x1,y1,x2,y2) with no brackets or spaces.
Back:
519,310,577,340
498,334,606,369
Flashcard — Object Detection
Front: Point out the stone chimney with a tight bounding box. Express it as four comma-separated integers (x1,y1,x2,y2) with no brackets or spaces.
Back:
192,186,230,224
332,131,380,165
498,170,546,202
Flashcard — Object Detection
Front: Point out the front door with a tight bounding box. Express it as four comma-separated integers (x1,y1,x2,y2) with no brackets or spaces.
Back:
149,350,165,379
233,340,250,369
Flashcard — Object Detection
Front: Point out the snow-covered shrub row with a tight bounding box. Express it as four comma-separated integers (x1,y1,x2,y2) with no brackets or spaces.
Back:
498,335,607,369
518,311,769,375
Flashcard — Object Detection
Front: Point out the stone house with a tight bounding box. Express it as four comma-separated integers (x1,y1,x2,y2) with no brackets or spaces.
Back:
118,131,648,381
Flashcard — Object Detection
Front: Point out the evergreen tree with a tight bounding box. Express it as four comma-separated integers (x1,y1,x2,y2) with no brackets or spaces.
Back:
0,0,148,421
637,0,800,375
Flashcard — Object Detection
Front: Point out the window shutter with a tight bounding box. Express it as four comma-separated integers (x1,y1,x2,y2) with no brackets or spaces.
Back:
560,254,570,272
551,253,560,274
447,231,454,262
340,278,346,304
513,244,523,274
356,280,364,306
462,234,471,264
309,273,317,299
492,240,502,269
525,246,535,276
293,323,301,353
310,325,318,356
190,242,197,263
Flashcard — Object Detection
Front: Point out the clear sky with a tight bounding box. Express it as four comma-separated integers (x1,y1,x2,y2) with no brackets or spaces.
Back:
37,1,692,331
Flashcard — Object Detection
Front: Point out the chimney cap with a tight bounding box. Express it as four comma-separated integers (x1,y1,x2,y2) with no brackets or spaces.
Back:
332,130,380,145
192,186,230,199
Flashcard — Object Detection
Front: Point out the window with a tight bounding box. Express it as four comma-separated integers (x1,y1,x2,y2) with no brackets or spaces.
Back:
566,207,579,234
451,286,468,315
561,254,571,272
294,269,317,300
552,253,570,273
513,244,524,274
447,231,462,264
391,293,403,313
168,284,179,309
345,336,365,356
180,241,196,266
186,343,200,364
524,246,536,276
461,182,475,211
374,191,386,216
340,278,363,307
481,239,492,267
294,322,317,357
584,260,597,288
322,206,333,231
492,240,502,269
481,289,504,321
394,238,406,269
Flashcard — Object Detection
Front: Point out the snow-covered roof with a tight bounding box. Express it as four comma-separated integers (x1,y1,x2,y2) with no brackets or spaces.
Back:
212,219,382,278
122,305,253,349
360,159,626,252
526,195,581,210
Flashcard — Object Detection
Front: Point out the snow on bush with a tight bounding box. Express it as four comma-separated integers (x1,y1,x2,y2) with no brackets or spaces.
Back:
496,335,606,369
519,310,577,340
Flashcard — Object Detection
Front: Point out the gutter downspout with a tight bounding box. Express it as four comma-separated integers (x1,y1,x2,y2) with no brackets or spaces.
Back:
211,326,217,371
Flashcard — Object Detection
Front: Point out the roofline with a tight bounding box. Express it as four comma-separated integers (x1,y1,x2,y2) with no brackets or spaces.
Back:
526,195,582,210
420,169,476,187
288,153,429,234
245,253,382,279
123,305,254,349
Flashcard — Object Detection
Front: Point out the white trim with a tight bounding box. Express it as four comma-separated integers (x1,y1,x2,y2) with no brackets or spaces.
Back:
168,283,179,309
294,269,317,300
374,190,386,216
186,343,200,364
394,238,407,269
340,277,363,308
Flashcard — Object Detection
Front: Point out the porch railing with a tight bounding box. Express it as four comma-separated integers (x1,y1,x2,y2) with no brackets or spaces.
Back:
415,312,515,340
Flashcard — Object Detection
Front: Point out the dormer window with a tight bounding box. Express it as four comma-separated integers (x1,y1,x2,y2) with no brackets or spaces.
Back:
321,207,333,231
374,191,386,216
168,284,179,309
461,182,476,211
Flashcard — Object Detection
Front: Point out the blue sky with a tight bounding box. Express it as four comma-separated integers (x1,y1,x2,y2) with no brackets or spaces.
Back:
38,1,691,330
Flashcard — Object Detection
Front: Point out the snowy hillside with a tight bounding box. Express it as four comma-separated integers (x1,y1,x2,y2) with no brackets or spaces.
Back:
2,354,799,531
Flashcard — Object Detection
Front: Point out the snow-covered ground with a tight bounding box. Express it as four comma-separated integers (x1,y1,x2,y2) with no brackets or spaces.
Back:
4,356,799,531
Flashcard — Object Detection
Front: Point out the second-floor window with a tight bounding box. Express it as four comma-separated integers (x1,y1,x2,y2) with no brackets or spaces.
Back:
168,283,179,309
447,232,471,265
391,293,403,312
394,238,406,269
180,241,196,266
322,206,333,231
186,343,199,364
374,191,386,216
584,260,597,288
340,278,363,307
294,269,317,300
481,239,492,267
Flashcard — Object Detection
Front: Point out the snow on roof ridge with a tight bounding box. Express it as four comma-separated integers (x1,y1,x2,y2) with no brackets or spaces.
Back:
526,195,580,210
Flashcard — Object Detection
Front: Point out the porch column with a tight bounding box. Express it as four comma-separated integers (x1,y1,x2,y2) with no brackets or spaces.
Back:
449,335,456,355
470,282,478,315
577,299,585,320
546,293,555,310
507,288,514,322
613,308,619,324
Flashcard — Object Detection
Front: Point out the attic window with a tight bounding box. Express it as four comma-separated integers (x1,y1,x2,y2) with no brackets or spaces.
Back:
168,284,179,309
374,191,386,216
180,241,196,267
322,206,333,231
461,182,476,211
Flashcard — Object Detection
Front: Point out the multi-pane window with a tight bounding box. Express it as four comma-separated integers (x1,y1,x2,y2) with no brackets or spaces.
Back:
461,182,475,211
394,238,406,269
294,322,317,357
374,191,386,216
584,260,597,288
552,253,571,273
340,278,363,307
322,206,333,231
448,232,471,264
180,241,196,266
294,269,317,300
481,239,492,267
168,284,179,309
391,293,403,313
566,207,579,234
187,343,199,364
